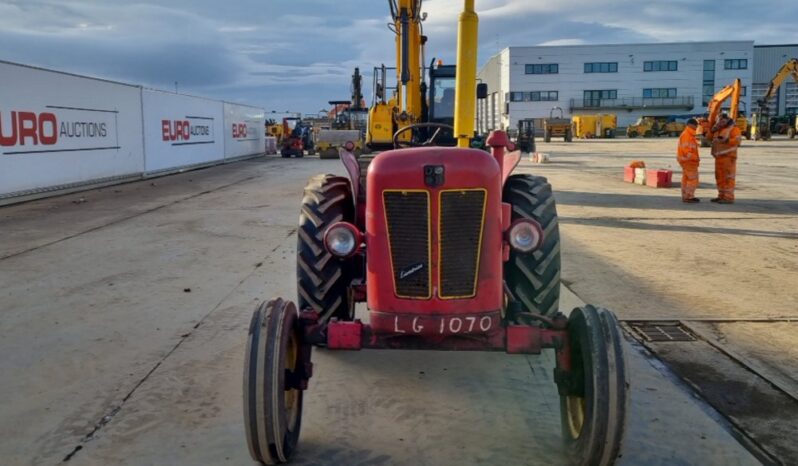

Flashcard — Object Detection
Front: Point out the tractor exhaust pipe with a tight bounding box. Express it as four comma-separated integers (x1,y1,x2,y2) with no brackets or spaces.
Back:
454,0,478,148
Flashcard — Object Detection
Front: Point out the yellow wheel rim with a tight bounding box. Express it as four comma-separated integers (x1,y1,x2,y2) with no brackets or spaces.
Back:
565,396,586,439
284,330,300,432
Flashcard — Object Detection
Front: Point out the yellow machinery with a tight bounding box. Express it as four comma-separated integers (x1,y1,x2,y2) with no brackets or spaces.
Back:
265,119,284,143
543,107,572,142
751,58,798,141
453,0,478,147
626,116,685,138
367,0,424,149
367,0,484,149
696,78,741,147
572,114,617,138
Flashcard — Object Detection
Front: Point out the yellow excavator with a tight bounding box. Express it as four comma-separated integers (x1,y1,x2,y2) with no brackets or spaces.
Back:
366,0,485,150
751,58,798,141
696,78,741,147
367,0,425,149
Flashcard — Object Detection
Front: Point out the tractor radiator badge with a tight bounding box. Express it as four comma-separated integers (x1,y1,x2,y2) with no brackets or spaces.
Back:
399,262,424,280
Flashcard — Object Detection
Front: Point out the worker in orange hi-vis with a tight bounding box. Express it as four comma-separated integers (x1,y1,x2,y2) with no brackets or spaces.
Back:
676,118,701,203
710,114,742,204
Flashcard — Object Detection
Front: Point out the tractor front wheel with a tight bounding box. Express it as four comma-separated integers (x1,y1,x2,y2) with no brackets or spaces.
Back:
503,175,561,316
557,305,628,466
244,299,305,464
298,175,355,323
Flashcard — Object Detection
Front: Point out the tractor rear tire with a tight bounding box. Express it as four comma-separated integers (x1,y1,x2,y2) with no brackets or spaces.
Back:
558,305,628,466
297,175,355,323
503,175,561,316
244,298,304,464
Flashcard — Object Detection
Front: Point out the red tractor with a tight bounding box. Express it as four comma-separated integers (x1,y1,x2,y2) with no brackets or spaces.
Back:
243,2,628,465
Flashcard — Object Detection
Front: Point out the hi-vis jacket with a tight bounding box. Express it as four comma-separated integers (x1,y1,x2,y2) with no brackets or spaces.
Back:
712,125,742,157
677,126,699,165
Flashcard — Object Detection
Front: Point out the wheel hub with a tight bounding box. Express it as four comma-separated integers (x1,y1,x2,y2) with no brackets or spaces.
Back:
565,395,586,439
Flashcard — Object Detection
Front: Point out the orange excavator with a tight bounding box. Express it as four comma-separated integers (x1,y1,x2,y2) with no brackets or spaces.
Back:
696,78,741,147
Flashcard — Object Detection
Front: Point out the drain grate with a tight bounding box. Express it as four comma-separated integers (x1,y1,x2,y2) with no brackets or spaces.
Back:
627,321,697,342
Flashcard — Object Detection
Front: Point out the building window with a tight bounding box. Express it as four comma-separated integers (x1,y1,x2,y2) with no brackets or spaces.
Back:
643,60,678,72
584,62,618,73
584,90,617,106
525,63,558,74
529,91,559,101
702,60,715,106
643,88,677,98
786,82,797,115
724,59,748,70
509,91,559,102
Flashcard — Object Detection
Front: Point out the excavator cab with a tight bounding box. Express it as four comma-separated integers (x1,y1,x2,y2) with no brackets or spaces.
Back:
426,62,457,145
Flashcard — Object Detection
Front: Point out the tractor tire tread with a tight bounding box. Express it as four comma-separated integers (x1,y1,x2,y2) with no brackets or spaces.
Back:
503,174,561,316
297,175,355,322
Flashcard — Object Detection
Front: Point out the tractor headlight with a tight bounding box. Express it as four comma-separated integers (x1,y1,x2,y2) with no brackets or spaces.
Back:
507,219,543,253
324,222,361,258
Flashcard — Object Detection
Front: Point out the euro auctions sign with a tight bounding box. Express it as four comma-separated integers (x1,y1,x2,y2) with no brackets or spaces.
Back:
230,119,260,142
0,106,119,155
161,116,215,145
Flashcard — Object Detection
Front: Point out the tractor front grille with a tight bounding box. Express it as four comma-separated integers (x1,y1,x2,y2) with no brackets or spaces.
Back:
383,191,430,298
439,189,486,298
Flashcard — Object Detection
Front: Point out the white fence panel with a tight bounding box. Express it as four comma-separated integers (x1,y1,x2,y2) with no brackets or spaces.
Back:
142,90,225,173
223,103,265,159
0,61,144,197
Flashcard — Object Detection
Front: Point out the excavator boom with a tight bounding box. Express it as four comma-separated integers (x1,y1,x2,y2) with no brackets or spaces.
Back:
758,58,798,105
751,58,798,141
704,78,741,141
366,0,425,148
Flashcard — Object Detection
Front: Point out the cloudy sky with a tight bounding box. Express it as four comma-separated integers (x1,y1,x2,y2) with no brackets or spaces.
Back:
1,0,796,113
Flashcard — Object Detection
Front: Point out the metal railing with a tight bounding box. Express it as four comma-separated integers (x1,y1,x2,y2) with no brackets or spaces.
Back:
570,97,694,111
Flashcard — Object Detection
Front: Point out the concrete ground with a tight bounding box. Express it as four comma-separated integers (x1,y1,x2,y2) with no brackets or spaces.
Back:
1,136,795,465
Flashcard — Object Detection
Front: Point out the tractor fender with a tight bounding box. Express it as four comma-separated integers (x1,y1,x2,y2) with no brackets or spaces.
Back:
339,148,360,212
502,150,522,188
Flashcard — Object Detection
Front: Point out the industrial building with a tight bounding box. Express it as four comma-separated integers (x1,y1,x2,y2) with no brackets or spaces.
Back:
477,41,797,131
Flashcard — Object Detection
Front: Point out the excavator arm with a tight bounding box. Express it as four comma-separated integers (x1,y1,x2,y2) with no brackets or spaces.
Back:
366,0,425,149
752,58,798,141
390,0,424,121
757,58,798,106
705,78,741,140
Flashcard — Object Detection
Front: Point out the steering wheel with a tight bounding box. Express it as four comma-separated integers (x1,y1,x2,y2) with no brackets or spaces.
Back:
392,123,455,149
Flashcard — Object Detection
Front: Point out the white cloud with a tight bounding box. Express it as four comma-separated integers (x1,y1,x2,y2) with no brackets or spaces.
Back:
538,39,588,46
0,0,796,113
